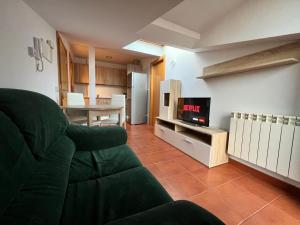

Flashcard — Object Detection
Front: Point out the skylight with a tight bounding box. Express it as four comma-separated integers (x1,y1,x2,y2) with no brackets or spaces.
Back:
123,40,163,56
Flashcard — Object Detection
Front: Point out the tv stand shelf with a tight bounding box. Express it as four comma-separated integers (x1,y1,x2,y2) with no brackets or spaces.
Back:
155,117,228,167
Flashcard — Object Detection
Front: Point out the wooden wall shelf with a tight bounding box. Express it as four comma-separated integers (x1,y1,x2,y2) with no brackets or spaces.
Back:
198,41,300,79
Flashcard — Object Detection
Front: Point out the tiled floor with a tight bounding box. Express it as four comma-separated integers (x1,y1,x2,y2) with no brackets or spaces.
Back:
126,124,300,225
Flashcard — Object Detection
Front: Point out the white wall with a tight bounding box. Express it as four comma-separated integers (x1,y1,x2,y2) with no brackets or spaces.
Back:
198,0,300,48
0,0,59,101
164,41,300,130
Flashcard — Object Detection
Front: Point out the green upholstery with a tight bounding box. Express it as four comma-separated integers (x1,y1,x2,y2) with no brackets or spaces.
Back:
0,89,225,225
0,89,68,158
0,112,35,216
67,124,127,151
69,144,142,183
106,200,224,225
0,136,75,225
61,167,172,225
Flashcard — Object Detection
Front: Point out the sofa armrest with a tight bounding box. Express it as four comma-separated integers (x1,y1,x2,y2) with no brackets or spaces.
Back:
105,200,225,225
66,124,127,151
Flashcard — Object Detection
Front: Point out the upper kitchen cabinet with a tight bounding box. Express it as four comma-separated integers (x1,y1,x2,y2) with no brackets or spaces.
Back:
74,63,89,84
96,66,127,87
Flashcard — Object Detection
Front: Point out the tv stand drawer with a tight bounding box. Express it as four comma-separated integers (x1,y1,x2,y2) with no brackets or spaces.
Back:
155,117,228,168
154,124,175,144
175,132,211,167
155,124,211,167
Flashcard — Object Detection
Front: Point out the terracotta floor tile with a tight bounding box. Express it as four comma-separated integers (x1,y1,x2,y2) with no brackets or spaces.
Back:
217,181,268,215
192,163,245,188
232,174,284,202
174,154,207,172
137,149,183,165
126,124,300,225
146,164,166,180
154,160,188,178
241,204,300,225
271,193,300,221
146,161,187,180
192,181,268,225
229,159,256,174
159,178,187,200
164,172,207,198
133,145,170,155
191,190,243,225
137,152,164,165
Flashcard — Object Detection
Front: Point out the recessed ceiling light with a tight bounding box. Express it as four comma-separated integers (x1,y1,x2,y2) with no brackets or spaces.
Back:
105,56,112,60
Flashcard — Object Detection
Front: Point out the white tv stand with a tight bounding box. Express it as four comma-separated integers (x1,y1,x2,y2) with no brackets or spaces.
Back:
155,117,228,168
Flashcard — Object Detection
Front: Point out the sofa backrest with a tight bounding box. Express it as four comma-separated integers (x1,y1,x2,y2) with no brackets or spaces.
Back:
0,89,69,158
0,89,74,223
0,111,35,215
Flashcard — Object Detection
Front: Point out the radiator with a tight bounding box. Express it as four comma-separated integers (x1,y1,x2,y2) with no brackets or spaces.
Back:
228,112,300,182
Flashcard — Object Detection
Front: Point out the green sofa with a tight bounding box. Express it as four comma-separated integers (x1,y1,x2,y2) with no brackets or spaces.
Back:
0,89,224,225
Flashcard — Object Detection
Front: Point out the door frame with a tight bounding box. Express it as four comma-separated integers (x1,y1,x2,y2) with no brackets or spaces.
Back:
149,56,165,125
56,32,71,106
56,32,63,105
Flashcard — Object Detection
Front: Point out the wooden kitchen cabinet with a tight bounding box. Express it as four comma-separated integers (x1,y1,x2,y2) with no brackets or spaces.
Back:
74,63,89,84
96,66,127,87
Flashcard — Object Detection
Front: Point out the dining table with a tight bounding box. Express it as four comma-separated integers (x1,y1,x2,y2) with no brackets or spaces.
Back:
61,104,124,127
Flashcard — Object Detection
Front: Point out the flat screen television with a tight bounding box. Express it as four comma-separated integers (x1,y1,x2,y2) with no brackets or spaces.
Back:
177,98,211,127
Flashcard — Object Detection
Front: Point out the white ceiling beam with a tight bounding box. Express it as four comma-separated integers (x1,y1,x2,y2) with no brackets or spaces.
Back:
151,18,200,40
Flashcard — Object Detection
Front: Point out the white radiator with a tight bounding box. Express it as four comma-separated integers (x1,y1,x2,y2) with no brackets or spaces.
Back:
228,112,300,182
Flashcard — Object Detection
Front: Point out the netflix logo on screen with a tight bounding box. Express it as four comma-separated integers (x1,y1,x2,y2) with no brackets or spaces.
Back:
177,98,211,127
183,105,201,113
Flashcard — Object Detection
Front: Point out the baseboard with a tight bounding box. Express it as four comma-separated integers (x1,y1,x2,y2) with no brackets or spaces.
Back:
229,155,300,189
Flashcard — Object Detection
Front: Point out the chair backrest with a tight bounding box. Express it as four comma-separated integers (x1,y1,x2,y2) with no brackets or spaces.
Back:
111,94,126,125
67,93,85,106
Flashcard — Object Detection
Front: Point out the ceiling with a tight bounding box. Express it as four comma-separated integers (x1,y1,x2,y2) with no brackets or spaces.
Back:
26,0,287,52
138,0,245,49
71,43,153,64
24,0,183,49
161,0,244,33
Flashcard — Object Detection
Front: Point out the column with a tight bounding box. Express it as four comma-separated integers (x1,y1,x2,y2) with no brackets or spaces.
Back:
88,46,96,105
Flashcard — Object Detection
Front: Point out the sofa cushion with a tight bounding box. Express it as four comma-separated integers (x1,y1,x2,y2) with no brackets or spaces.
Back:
105,200,225,225
61,167,172,225
0,89,68,158
67,125,127,151
0,111,35,216
0,136,75,225
69,144,142,183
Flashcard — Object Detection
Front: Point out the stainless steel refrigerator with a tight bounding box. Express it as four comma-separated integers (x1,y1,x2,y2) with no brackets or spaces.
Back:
126,72,148,124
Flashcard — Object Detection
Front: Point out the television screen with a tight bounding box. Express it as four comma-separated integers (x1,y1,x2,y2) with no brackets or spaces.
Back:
177,98,211,126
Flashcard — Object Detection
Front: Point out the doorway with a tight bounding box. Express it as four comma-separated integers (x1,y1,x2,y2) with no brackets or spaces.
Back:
149,56,165,125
